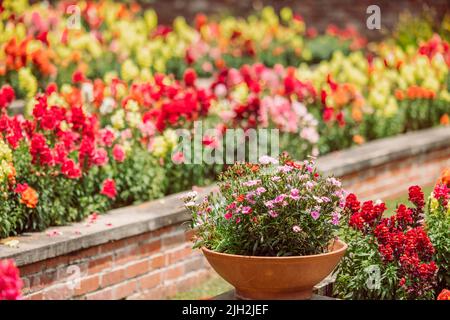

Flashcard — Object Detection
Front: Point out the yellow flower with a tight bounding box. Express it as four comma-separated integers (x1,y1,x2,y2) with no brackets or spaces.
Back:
151,136,168,158
18,68,38,99
121,59,139,83
111,109,125,130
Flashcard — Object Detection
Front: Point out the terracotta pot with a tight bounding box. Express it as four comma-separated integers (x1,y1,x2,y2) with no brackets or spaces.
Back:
202,239,347,300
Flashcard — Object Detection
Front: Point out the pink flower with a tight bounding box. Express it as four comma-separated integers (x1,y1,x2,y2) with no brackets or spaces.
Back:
290,188,300,200
243,179,260,187
310,209,320,220
171,151,185,164
259,155,278,165
256,187,266,195
241,206,252,215
101,179,117,199
269,210,278,218
112,144,126,162
292,225,301,233
100,129,115,147
331,212,340,225
224,212,233,220
0,259,22,300
273,194,286,203
91,148,108,166
265,200,274,209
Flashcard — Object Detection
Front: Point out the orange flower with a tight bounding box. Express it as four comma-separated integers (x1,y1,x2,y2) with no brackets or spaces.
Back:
351,106,363,122
353,135,365,145
20,187,39,208
437,168,450,187
236,194,245,203
437,289,450,300
394,89,404,101
7,163,16,185
441,114,449,126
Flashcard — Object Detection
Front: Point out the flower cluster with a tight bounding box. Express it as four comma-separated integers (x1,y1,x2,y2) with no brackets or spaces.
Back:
426,174,450,292
335,186,440,300
183,154,347,256
0,259,22,300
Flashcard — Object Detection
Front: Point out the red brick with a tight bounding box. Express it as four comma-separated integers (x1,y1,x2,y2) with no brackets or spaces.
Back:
42,283,73,300
125,260,149,278
137,272,161,290
139,239,162,255
162,232,185,248
168,247,191,264
69,246,100,263
113,280,137,299
101,268,126,287
164,265,184,281
100,239,129,254
20,262,44,277
75,275,100,296
150,254,166,269
88,255,113,274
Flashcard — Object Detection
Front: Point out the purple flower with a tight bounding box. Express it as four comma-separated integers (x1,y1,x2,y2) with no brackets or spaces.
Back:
305,181,315,190
259,155,278,165
271,176,281,182
292,225,301,233
243,179,261,187
331,212,340,225
256,187,267,195
277,165,293,173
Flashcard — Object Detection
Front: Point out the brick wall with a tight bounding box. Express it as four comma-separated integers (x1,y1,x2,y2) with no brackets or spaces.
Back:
339,146,450,200
20,227,211,300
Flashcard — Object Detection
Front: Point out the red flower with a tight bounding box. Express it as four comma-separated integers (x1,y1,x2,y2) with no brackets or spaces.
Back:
437,289,450,300
0,259,22,300
408,185,424,208
61,159,82,179
183,68,197,87
14,183,29,194
433,183,449,206
112,144,126,162
345,193,360,213
101,179,117,199
0,85,15,111
72,70,85,83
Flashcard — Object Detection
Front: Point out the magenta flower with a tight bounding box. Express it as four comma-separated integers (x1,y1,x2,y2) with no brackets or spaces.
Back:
290,188,300,200
273,194,286,203
310,209,320,220
241,206,252,215
269,210,278,218
224,212,233,220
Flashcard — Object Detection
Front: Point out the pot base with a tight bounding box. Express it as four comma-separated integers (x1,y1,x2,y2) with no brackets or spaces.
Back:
235,288,313,300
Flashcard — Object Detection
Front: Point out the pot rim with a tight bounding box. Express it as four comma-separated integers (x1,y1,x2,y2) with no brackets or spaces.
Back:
201,238,347,260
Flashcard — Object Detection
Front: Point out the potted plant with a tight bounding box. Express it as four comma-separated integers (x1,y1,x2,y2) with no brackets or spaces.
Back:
183,154,348,300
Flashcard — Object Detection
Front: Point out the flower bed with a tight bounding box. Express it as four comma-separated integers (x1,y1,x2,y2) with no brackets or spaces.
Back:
0,0,449,300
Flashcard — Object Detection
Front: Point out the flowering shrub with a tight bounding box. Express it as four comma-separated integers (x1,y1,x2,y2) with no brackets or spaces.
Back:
0,85,165,238
334,186,440,300
183,155,347,256
425,172,450,292
0,259,22,300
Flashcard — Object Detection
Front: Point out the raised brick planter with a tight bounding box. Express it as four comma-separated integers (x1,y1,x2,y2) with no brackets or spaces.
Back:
0,126,449,300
